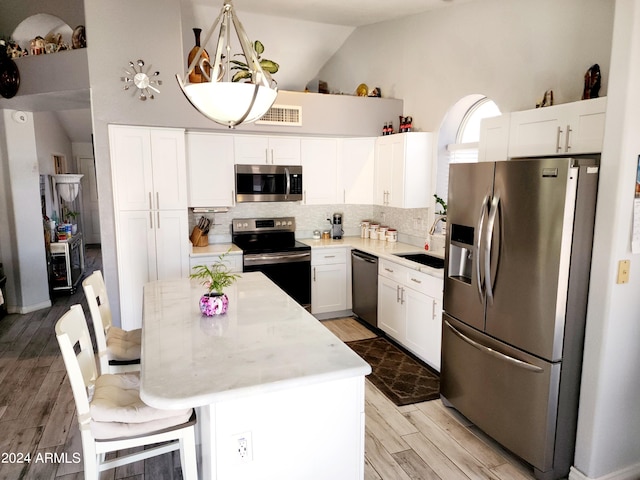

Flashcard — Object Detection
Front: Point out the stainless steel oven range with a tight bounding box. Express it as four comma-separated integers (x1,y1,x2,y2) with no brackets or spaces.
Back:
232,217,311,309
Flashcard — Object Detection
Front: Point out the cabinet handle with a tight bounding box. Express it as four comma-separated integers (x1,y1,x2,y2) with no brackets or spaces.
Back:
343,189,346,203
149,211,153,228
410,277,422,284
265,148,269,164
313,267,316,281
565,124,572,151
157,211,160,228
556,126,563,153
324,255,336,259
400,286,405,305
156,192,160,210
432,301,436,320
396,285,401,303
385,267,394,273
304,190,307,204
149,192,153,210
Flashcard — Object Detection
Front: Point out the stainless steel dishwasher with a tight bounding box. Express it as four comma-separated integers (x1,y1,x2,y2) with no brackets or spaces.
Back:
351,250,378,329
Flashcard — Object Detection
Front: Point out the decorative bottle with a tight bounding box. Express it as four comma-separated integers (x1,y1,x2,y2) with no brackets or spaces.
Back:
188,28,211,83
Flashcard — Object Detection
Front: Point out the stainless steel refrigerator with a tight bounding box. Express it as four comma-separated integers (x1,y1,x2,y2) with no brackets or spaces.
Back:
441,157,599,480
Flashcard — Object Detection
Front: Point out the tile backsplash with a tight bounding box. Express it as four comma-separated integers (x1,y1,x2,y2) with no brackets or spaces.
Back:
190,203,435,248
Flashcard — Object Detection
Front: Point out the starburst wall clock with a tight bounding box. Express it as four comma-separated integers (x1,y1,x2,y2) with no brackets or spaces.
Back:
121,59,162,100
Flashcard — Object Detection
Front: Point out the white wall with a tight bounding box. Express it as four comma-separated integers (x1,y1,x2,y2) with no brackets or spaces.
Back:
572,1,640,478
34,110,74,175
0,110,51,313
319,0,615,132
180,2,355,92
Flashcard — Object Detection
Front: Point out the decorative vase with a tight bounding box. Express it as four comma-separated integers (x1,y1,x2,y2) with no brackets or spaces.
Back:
188,28,211,83
199,292,228,316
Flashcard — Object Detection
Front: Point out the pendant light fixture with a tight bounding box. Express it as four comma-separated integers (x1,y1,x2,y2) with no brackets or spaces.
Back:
176,0,277,128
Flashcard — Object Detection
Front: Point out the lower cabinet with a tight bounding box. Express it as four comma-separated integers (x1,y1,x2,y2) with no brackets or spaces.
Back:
377,259,443,371
311,248,349,316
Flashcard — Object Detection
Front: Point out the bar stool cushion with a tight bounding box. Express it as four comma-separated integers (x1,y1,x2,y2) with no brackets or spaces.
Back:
90,373,192,440
105,327,142,361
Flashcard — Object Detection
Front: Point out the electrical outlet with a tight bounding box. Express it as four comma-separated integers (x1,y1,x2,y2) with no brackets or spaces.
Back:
233,432,252,462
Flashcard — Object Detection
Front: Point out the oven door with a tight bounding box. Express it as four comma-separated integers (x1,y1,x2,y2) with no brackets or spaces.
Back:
243,251,311,308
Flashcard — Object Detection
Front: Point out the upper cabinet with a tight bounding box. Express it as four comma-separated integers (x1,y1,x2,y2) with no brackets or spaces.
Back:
234,134,301,165
338,137,375,205
301,137,339,205
507,97,607,158
375,132,433,208
300,137,376,205
186,132,235,207
109,125,187,211
478,114,511,162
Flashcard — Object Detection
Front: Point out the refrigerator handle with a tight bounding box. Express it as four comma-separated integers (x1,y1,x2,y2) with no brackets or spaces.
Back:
485,194,500,305
445,320,543,373
475,194,490,303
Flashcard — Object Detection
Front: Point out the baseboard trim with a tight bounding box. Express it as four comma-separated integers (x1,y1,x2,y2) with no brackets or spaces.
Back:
11,300,52,314
569,462,640,480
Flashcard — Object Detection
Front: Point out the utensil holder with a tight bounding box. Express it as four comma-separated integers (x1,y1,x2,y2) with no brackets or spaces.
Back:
190,226,209,247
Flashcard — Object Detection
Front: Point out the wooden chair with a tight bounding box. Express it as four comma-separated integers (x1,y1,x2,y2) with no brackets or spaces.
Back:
82,270,141,373
55,304,198,480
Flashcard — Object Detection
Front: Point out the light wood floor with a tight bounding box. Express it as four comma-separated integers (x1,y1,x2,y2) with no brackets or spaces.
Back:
0,246,538,479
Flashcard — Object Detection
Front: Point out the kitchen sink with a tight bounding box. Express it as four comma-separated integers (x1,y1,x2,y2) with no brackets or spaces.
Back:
394,252,445,269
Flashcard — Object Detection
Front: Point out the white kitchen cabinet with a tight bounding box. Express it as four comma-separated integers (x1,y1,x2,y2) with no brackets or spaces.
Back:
114,209,189,330
301,137,339,205
374,132,432,208
377,258,443,371
377,274,405,340
109,125,190,330
110,125,188,211
234,134,300,165
311,248,348,316
338,137,375,204
508,97,606,158
478,114,511,162
186,132,235,207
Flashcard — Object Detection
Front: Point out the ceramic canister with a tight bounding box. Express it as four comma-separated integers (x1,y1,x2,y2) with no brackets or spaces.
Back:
378,226,389,241
361,221,370,238
387,228,398,242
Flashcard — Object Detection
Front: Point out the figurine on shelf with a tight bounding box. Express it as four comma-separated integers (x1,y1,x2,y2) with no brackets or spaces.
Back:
30,36,46,55
582,63,601,99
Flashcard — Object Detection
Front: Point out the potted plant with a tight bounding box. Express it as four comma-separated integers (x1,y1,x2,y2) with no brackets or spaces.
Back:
64,209,80,234
230,40,279,83
190,250,240,316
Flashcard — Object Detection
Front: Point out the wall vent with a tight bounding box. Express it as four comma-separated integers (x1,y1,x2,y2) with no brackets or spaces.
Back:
256,104,302,126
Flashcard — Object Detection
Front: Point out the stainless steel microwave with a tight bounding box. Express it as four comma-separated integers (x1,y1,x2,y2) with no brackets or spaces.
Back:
235,164,303,202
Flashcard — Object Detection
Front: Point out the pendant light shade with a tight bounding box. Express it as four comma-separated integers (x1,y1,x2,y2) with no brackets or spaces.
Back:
53,174,83,202
176,0,277,128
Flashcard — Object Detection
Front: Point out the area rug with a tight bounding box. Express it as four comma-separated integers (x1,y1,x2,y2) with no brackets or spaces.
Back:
347,336,440,406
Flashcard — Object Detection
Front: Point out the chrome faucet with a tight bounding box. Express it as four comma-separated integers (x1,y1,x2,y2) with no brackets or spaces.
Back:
429,215,447,235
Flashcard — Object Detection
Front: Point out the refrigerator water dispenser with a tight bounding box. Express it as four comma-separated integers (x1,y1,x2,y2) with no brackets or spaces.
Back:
448,224,474,284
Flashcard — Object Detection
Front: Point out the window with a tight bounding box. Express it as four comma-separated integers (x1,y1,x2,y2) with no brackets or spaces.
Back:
446,97,501,163
435,95,501,204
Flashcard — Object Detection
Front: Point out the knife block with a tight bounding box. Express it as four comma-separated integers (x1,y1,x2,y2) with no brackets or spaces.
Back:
190,226,209,247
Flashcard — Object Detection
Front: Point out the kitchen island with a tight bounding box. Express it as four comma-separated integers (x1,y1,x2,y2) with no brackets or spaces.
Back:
140,272,371,480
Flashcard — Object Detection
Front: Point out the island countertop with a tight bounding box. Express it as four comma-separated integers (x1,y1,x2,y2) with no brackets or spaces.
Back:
140,272,371,410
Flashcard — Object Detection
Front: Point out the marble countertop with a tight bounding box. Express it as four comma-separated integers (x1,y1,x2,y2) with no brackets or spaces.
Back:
299,237,445,279
189,236,445,277
190,243,242,257
140,272,371,409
